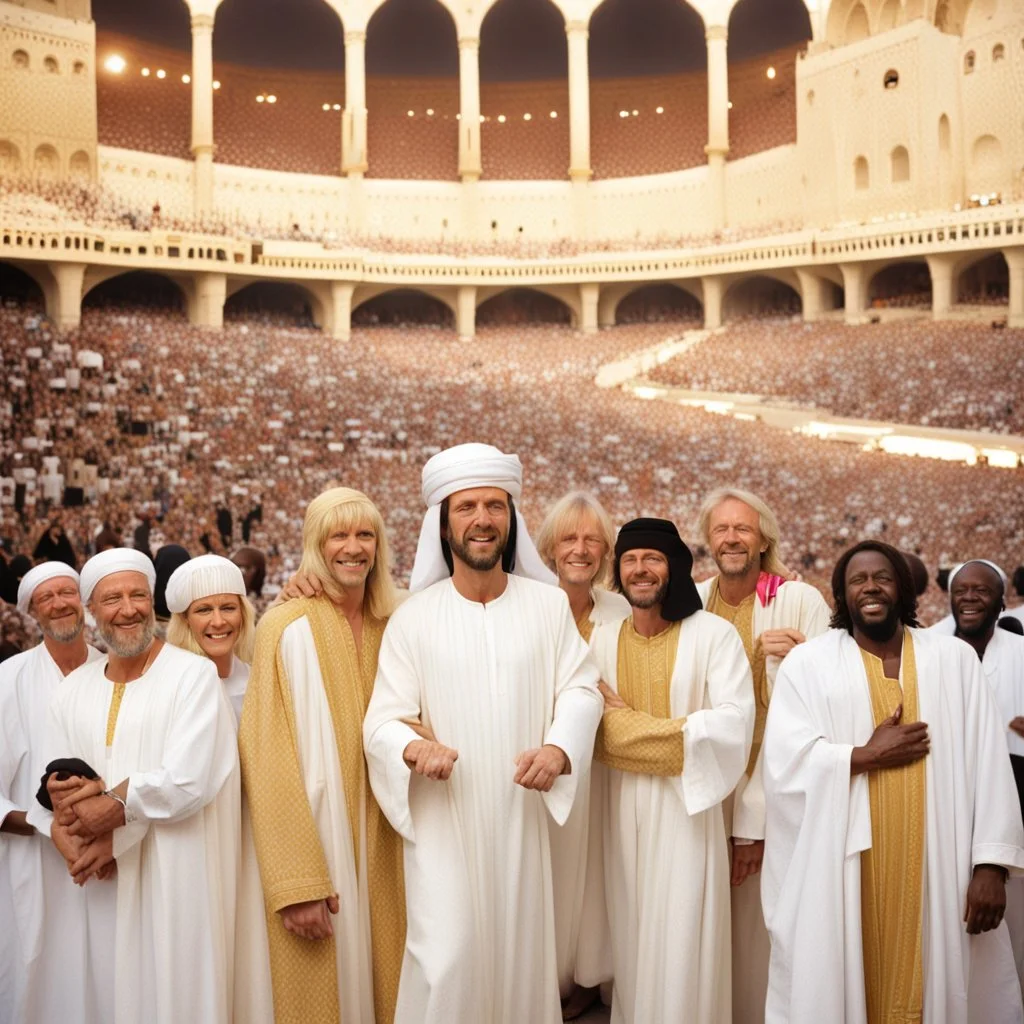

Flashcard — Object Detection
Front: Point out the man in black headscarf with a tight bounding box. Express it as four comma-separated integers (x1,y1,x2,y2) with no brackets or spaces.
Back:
586,518,754,1023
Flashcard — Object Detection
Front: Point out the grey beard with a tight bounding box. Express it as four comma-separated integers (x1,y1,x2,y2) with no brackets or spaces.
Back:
41,613,85,644
98,611,157,658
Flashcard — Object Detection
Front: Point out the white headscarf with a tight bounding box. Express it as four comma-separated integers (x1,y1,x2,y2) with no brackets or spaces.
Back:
165,555,246,614
17,562,80,615
409,442,556,592
947,559,1007,598
79,547,156,603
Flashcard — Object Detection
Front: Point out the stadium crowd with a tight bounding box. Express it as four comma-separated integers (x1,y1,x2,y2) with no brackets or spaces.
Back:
2,282,1023,659
648,317,1024,435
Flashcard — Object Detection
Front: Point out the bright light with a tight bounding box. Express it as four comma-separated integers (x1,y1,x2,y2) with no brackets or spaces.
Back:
632,109,639,116
156,68,166,79
141,67,151,77
456,113,461,120
549,110,558,118
322,102,330,111
982,448,1020,469
182,73,190,84
212,80,221,90
619,110,629,118
426,107,434,115
766,66,777,79
728,100,733,109
497,114,506,123
479,114,485,122
104,54,126,74
407,109,414,117
332,102,341,110
266,94,277,104
256,94,265,103
523,112,532,120
655,105,664,113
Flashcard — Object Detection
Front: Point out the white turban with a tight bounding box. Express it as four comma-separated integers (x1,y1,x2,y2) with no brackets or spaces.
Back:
17,562,80,615
409,443,556,592
948,559,1007,592
165,555,246,614
80,547,156,604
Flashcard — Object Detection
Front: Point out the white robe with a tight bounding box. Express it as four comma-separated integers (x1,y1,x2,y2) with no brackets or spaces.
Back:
222,655,249,726
0,642,114,1024
696,575,831,1024
26,643,241,1024
762,627,1024,1024
590,610,755,1024
363,575,603,1024
549,588,630,997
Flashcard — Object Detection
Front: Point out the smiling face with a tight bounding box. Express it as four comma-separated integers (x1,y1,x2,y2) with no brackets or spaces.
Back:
90,571,156,658
322,520,377,592
552,511,606,588
619,548,670,610
707,497,766,579
951,562,1004,638
844,549,902,640
186,593,244,662
444,487,510,573
31,576,85,643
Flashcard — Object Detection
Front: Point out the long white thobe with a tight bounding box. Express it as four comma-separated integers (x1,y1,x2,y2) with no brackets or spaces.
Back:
363,575,603,1024
26,643,241,1024
0,642,114,1024
696,575,830,1024
549,587,630,997
590,610,755,1024
762,627,1024,1024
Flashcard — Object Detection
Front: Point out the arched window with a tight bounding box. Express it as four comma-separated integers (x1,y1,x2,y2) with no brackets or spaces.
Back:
43,55,59,73
891,145,910,183
73,60,86,75
12,49,29,69
883,68,899,88
854,155,870,189
992,43,1005,61
0,140,22,174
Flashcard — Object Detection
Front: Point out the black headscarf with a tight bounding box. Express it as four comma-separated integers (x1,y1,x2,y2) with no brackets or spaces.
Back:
153,545,190,619
612,518,702,622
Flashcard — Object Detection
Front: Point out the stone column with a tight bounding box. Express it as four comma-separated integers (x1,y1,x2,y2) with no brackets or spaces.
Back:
343,30,368,176
330,281,354,341
580,282,599,333
1005,248,1024,328
566,20,592,183
190,13,216,216
840,262,868,324
47,262,86,331
191,271,226,329
457,285,477,340
458,36,482,182
926,254,956,319
796,268,828,322
702,275,724,329
704,24,730,231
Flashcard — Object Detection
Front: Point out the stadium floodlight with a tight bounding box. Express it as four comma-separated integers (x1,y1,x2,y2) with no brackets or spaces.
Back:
156,68,166,79
619,110,628,118
656,106,664,114
182,74,190,84
549,111,557,118
141,67,151,77
766,66,776,79
523,113,532,121
497,114,506,123
332,103,341,110
256,94,265,103
266,95,277,104
213,80,221,90
322,103,330,111
426,108,434,115
104,54,127,74
632,109,639,116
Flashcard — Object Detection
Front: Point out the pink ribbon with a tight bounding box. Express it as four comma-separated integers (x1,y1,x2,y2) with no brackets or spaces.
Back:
756,571,785,608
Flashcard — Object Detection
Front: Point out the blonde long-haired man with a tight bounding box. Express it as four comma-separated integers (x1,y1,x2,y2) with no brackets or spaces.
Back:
695,487,830,1024
240,486,406,1024
535,492,629,1019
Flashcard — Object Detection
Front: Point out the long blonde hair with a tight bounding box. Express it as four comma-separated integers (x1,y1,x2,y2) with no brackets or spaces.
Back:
534,490,617,589
298,486,397,621
166,594,257,664
697,486,789,577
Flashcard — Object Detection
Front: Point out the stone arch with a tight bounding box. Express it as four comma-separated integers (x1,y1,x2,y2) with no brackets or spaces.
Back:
727,0,812,58
0,140,22,174
890,144,910,182
351,287,456,327
877,0,903,32
43,55,59,73
82,269,192,316
589,0,706,77
854,154,869,189
955,251,1008,306
845,2,870,42
601,281,704,326
33,144,60,180
0,260,48,310
225,280,328,329
12,49,29,69
721,273,802,322
969,133,1004,193
69,150,91,178
475,286,578,326
867,260,931,309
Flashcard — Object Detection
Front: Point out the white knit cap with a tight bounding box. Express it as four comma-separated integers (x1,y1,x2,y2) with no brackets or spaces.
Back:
948,559,1007,590
17,562,80,615
80,547,156,603
165,554,246,614
409,442,556,592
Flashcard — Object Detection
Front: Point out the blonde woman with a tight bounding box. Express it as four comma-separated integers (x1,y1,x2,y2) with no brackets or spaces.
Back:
165,553,274,1024
166,554,255,723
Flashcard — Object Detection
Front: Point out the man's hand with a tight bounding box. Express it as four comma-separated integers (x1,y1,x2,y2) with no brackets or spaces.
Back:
598,681,628,711
965,865,1007,935
759,629,806,659
47,774,91,823
850,704,929,775
279,895,339,941
403,740,458,780
51,818,87,869
61,780,125,838
69,832,115,886
730,839,765,886
276,571,323,604
1010,716,1024,739
402,719,437,743
514,745,569,792
0,810,34,837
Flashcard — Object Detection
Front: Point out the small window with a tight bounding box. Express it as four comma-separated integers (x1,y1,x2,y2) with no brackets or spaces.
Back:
854,156,870,190
43,55,59,73
12,49,29,69
992,43,1005,61
891,145,910,183
73,60,86,75
964,50,976,73
807,89,815,106
883,69,899,89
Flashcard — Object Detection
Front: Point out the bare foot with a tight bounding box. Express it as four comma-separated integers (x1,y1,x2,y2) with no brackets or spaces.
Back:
562,985,600,1021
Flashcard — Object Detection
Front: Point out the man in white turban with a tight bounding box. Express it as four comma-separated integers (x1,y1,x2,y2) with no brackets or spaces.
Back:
26,548,241,1024
363,443,604,1024
1,563,112,1024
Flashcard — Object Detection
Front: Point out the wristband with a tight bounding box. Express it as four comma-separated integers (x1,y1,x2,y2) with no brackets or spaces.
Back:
104,789,136,825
